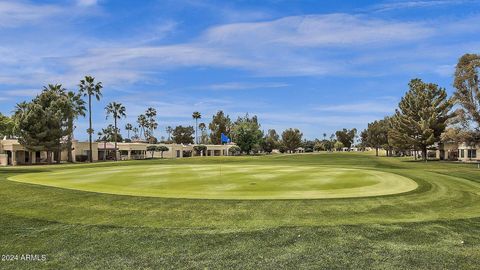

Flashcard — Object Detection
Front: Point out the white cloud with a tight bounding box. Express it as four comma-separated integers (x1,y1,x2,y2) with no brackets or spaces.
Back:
50,13,439,81
207,82,289,90
314,102,396,114
203,14,434,48
4,89,39,97
0,9,479,89
370,0,477,12
0,1,62,27
77,0,98,7
257,112,380,126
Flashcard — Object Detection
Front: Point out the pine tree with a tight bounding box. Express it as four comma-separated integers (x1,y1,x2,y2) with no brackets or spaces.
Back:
389,79,453,160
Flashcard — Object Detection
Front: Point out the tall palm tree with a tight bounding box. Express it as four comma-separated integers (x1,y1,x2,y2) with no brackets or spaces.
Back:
125,123,133,139
145,107,157,138
137,114,148,140
198,122,206,144
105,102,126,161
79,76,103,162
323,133,327,140
166,126,173,141
192,111,201,144
65,91,86,162
132,127,139,140
97,127,110,161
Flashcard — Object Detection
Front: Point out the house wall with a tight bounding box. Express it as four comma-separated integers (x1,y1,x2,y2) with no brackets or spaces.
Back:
0,154,7,166
1,139,234,165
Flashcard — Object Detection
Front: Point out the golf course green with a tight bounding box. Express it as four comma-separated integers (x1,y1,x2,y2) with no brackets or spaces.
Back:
1,152,480,269
8,164,417,199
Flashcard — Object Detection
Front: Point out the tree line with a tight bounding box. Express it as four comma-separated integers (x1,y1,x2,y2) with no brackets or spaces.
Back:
361,53,480,160
2,53,477,161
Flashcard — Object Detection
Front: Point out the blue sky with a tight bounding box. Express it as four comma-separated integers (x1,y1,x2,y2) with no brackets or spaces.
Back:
1,0,479,141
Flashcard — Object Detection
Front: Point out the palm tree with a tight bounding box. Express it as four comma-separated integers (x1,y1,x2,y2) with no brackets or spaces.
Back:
132,127,139,140
198,122,206,144
79,76,103,162
323,133,327,141
105,102,126,161
192,111,201,144
166,126,173,142
125,123,133,139
137,114,148,140
65,91,86,162
145,107,157,139
97,127,110,161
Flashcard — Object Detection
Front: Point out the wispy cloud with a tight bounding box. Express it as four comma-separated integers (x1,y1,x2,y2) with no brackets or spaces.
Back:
207,82,289,90
0,1,62,28
314,102,396,114
203,14,433,47
76,0,99,7
4,89,39,97
45,13,442,82
370,0,478,12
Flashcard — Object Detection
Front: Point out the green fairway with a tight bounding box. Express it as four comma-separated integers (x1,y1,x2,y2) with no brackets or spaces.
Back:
1,153,480,269
8,164,417,199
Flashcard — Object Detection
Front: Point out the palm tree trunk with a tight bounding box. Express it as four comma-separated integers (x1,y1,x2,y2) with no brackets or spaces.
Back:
195,119,198,144
67,118,73,163
114,117,118,161
88,95,93,162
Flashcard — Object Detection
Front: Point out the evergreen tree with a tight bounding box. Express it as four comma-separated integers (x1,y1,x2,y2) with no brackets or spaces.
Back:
13,85,69,163
231,114,263,154
453,53,480,127
363,119,388,156
389,78,453,160
262,129,279,154
209,110,231,144
172,125,195,144
335,128,357,149
0,113,14,138
281,128,303,153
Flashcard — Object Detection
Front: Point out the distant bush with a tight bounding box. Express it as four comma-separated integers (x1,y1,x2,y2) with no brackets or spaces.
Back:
75,155,88,162
228,146,241,156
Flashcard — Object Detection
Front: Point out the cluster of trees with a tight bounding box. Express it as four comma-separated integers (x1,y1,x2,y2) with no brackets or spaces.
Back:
3,76,123,163
189,111,306,155
12,84,86,163
146,145,169,158
362,53,480,160
3,53,477,161
133,107,158,143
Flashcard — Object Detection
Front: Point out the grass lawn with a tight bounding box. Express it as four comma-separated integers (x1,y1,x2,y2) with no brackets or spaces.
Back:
1,152,480,269
8,163,417,199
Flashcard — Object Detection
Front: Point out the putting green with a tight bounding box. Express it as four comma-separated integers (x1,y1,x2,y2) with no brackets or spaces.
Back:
8,164,417,199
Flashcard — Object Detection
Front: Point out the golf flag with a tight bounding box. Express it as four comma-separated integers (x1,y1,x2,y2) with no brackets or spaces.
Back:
221,133,231,144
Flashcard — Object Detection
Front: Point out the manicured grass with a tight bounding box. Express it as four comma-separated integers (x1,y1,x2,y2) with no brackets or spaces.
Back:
8,164,417,199
1,153,480,269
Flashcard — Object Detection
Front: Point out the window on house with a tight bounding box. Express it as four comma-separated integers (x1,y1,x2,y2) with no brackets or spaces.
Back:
468,149,477,159
460,149,465,158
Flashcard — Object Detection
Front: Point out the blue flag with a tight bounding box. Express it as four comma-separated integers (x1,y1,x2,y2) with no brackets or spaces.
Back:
221,133,231,144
